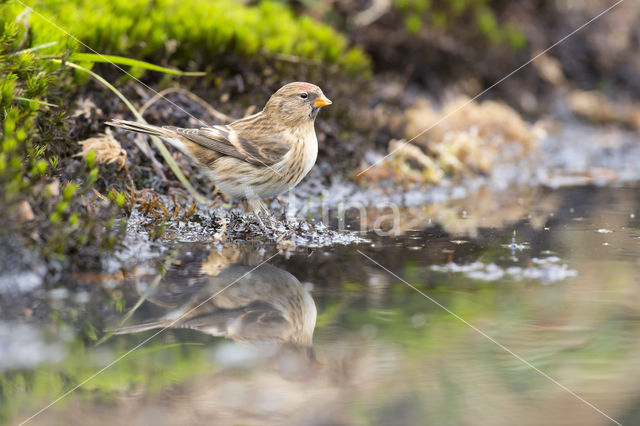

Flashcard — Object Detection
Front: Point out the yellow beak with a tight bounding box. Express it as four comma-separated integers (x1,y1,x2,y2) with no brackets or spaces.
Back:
314,95,332,107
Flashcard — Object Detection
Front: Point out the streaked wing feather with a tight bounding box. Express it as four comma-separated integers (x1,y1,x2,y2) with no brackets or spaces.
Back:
236,133,290,166
179,301,289,339
164,124,290,167
163,125,249,162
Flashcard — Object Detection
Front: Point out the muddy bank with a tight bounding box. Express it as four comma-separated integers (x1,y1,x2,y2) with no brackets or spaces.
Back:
3,0,640,288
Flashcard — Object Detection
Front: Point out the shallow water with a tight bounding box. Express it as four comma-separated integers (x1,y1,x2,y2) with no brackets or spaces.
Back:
3,185,640,426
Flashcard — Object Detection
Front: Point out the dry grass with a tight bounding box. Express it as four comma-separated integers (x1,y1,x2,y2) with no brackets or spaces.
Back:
568,90,640,130
534,52,640,130
356,97,540,186
407,97,538,174
75,133,127,169
127,189,198,221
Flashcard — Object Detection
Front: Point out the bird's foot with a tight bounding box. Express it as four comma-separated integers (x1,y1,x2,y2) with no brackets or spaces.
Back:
252,210,268,231
258,202,281,227
243,200,280,232
252,207,277,232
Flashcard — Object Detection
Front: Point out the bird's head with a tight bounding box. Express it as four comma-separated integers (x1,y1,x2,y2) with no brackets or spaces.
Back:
264,82,332,126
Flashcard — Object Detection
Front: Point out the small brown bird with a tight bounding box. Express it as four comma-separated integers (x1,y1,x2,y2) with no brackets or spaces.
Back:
114,262,317,346
114,259,319,378
107,82,332,222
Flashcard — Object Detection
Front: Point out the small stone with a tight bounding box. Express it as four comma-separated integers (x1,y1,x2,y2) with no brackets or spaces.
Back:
13,201,34,222
45,180,60,197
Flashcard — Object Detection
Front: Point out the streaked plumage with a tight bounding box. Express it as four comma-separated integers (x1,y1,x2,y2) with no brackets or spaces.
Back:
107,82,331,215
115,261,319,379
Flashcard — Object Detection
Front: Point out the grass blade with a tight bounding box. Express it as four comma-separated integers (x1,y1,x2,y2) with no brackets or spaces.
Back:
14,96,58,107
8,41,59,57
70,53,206,76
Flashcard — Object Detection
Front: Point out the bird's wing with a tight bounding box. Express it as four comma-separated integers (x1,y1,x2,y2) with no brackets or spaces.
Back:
178,301,290,340
163,123,290,167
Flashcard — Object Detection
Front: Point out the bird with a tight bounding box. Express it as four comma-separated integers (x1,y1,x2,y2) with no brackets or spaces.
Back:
114,254,319,379
106,82,332,225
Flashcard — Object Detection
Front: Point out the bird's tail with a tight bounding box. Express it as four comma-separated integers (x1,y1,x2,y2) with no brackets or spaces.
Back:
106,119,194,158
113,319,171,335
105,119,168,137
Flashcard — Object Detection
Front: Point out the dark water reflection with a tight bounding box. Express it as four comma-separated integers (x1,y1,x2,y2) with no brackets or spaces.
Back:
114,252,320,381
3,186,640,425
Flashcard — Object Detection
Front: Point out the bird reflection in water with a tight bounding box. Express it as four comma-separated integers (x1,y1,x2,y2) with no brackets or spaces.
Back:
115,247,320,379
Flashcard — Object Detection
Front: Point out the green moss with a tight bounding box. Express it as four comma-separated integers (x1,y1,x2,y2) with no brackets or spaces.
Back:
5,0,369,75
0,336,213,423
392,0,526,50
0,23,57,205
405,13,423,35
0,16,123,261
1,0,371,264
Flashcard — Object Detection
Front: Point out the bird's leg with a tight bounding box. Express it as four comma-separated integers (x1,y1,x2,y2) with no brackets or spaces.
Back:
259,201,282,228
259,201,270,216
259,201,280,226
253,207,267,230
243,199,268,231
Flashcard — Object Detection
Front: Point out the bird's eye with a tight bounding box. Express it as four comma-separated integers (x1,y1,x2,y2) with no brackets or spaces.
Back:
299,93,308,99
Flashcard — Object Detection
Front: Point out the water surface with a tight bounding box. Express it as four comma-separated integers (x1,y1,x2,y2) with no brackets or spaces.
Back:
3,186,640,426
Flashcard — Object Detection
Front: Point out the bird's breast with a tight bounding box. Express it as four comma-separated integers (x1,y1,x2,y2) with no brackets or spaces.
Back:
281,127,317,187
299,130,318,178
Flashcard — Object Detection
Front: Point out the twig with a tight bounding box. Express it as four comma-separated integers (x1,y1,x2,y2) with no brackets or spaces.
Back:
352,0,391,27
91,188,109,202
212,216,227,242
267,51,321,66
139,86,235,123
15,13,30,51
133,134,168,183
123,164,136,191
